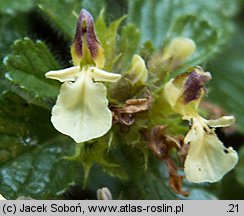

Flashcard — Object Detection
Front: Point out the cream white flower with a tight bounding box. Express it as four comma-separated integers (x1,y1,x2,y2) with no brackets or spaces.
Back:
46,66,120,143
45,9,121,143
0,194,6,200
164,67,238,183
184,115,237,183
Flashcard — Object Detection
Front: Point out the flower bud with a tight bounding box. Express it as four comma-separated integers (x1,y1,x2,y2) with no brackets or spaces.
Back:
97,187,112,200
126,55,148,85
71,9,104,68
162,37,196,70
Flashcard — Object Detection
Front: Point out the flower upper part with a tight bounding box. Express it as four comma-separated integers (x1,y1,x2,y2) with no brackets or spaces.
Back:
45,9,121,143
164,67,238,183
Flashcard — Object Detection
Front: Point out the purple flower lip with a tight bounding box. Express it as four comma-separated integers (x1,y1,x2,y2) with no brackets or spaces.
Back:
73,9,100,60
183,70,211,104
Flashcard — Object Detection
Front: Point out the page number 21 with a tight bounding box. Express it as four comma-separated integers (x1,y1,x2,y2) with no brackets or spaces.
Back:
227,204,238,213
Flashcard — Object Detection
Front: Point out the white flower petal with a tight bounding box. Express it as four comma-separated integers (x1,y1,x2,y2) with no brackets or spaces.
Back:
0,194,6,200
164,78,182,109
184,118,238,183
45,66,80,82
90,67,121,82
207,116,235,128
51,71,112,143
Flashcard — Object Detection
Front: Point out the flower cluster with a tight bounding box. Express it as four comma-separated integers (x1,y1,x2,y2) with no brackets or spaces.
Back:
45,9,238,185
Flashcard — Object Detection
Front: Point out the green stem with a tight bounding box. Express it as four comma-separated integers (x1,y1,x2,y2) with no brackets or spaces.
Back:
82,163,91,189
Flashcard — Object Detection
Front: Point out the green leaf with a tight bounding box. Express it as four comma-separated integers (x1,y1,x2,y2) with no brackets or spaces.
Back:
68,136,128,188
37,0,126,41
127,0,238,79
186,187,217,200
125,169,179,199
82,0,105,20
37,0,79,40
235,146,244,186
0,136,75,199
118,151,178,199
213,170,244,199
128,0,238,47
95,10,126,70
0,0,34,15
37,0,106,40
0,91,77,199
117,24,141,69
0,14,28,61
0,92,54,164
2,38,60,109
208,24,244,132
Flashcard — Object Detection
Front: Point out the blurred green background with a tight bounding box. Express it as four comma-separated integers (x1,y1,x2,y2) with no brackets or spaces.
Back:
0,0,244,199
